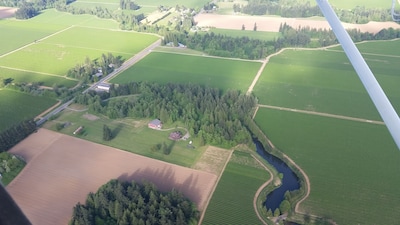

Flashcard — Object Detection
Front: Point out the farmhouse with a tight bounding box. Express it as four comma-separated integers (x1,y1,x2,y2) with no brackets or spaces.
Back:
169,131,182,140
148,119,162,130
96,83,110,92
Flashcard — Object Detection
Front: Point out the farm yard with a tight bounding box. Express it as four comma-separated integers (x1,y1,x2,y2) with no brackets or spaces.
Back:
110,51,262,92
43,106,205,167
6,129,217,225
252,39,400,224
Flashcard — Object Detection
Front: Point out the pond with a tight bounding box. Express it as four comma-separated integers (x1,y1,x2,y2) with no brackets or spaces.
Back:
255,140,300,211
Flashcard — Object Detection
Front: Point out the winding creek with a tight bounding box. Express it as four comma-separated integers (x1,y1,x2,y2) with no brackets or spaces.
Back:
255,140,301,211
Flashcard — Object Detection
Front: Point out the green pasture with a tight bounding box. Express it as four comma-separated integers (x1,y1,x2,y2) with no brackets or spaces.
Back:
70,1,119,11
136,0,209,8
253,48,400,120
254,107,400,225
202,151,269,225
208,28,281,41
111,52,261,92
330,39,400,56
41,26,158,55
329,0,392,9
0,27,158,76
215,0,247,15
0,89,57,131
43,107,205,167
0,67,77,88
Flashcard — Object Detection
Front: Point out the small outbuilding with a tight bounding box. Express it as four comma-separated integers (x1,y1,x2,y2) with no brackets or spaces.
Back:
148,119,162,130
96,83,110,92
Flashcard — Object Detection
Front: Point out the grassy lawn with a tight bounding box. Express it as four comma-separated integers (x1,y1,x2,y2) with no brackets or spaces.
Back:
43,107,205,167
208,28,281,41
0,89,57,131
253,48,400,120
111,52,261,92
254,107,400,225
202,151,269,225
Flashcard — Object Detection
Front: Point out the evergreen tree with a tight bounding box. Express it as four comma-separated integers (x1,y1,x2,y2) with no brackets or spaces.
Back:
103,125,113,141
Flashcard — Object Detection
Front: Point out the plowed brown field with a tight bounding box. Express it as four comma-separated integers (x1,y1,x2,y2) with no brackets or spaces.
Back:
6,129,217,225
0,7,17,18
195,14,400,34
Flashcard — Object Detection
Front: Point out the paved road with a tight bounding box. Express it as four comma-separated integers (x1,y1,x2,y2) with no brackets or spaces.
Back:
36,39,161,126
258,104,385,125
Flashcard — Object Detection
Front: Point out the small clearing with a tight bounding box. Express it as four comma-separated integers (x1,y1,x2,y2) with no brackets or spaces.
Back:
193,146,232,176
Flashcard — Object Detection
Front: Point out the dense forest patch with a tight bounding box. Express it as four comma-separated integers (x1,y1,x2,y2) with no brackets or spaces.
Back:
70,179,199,225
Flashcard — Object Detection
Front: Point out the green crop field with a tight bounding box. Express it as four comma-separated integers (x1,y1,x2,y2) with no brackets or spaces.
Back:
0,20,65,55
0,67,77,88
0,89,57,131
0,25,159,81
253,47,400,120
208,28,281,41
43,106,205,167
254,107,400,225
329,0,392,9
202,151,269,225
111,52,261,92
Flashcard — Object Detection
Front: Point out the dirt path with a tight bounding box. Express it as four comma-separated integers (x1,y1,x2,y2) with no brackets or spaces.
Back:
34,101,62,120
0,26,74,59
197,147,233,225
259,104,385,125
252,154,273,225
7,129,217,225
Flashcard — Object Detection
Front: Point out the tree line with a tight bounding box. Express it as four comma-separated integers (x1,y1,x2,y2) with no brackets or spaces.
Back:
163,23,400,60
232,0,391,23
69,179,199,225
0,119,36,152
74,82,257,148
67,53,123,83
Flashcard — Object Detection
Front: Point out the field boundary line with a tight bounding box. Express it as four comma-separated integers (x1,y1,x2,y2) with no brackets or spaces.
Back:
0,66,78,80
39,42,133,55
252,154,273,225
152,49,264,63
35,100,62,120
197,148,234,225
259,104,385,125
0,25,74,58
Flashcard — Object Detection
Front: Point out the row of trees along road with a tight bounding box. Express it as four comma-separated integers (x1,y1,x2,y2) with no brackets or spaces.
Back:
74,82,257,148
0,120,37,152
69,179,199,225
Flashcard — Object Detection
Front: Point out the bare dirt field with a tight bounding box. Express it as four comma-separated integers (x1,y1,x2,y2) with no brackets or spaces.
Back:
195,14,400,34
0,7,17,19
6,128,217,225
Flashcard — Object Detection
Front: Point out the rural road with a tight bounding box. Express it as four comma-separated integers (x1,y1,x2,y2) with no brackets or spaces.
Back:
36,38,161,126
258,104,385,125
